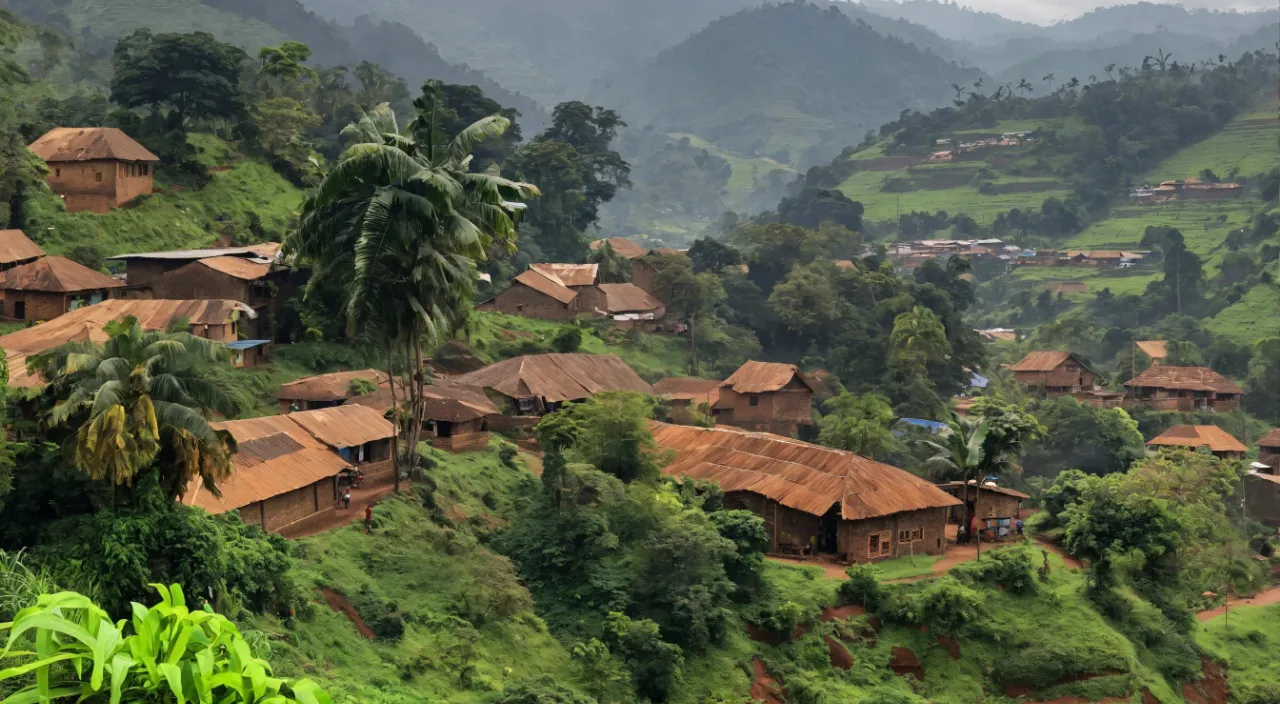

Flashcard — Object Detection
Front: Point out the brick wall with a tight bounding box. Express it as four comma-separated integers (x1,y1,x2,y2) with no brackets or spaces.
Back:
46,160,117,213
1246,475,1280,527
487,415,540,433
432,432,491,452
261,481,324,532
491,284,576,321
113,162,153,205
150,264,252,303
1,290,68,321
574,286,606,316
946,487,1022,522
125,260,183,288
717,388,813,436
840,507,948,562
359,458,396,484
631,260,658,296
725,492,822,554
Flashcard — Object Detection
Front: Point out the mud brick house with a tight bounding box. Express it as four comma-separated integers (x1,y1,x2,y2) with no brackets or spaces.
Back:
1260,429,1280,471
589,236,648,261
479,268,581,321
0,256,124,322
653,377,721,424
0,230,46,272
713,361,816,437
349,379,501,453
938,482,1029,523
453,353,652,426
0,298,256,387
530,262,601,308
277,370,390,413
1146,425,1247,460
1010,351,1096,395
287,404,397,483
1124,365,1244,412
1135,340,1169,365
597,283,665,326
28,127,159,213
109,243,281,290
652,422,961,561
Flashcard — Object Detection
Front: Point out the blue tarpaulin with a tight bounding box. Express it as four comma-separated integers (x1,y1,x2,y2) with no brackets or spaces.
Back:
970,372,990,389
897,418,948,433
225,339,270,350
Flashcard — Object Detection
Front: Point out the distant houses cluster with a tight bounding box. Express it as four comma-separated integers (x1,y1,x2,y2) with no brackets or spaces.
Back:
926,131,1036,163
884,239,1148,272
1129,178,1243,204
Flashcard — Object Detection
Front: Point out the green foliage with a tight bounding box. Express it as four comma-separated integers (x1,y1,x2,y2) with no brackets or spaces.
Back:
604,612,683,702
1023,398,1145,478
493,678,598,704
837,564,888,611
552,323,583,353
818,392,903,461
539,391,664,484
0,583,332,704
902,577,988,639
950,542,1039,594
111,28,249,125
746,600,808,640
0,549,58,621
707,510,769,597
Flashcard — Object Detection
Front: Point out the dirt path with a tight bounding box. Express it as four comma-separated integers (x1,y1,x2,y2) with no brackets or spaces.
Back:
320,588,375,639
885,544,980,584
1197,586,1280,621
1033,536,1083,570
284,481,402,540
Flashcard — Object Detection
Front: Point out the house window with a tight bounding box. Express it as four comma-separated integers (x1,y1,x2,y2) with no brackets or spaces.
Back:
911,528,923,541
749,395,760,407
54,168,61,177
898,530,911,544
868,534,882,558
95,172,103,183
517,398,536,414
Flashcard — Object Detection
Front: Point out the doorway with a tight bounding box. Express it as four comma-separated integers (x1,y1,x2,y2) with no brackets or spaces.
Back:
819,507,839,554
13,301,24,320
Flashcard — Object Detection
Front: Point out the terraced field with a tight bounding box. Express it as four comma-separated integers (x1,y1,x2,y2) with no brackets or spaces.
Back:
1147,104,1280,182
670,132,797,196
1063,198,1266,268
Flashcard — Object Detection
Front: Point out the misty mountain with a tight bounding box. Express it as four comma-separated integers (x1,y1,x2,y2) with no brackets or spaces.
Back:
1043,3,1274,44
851,0,1039,44
292,0,765,104
594,2,981,167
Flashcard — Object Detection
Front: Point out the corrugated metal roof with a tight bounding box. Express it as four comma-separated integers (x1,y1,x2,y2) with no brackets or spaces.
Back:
1147,425,1247,454
653,422,961,520
197,257,272,281
1010,351,1080,372
182,430,350,514
529,263,598,287
598,283,663,313
453,353,652,403
0,299,253,387
278,370,388,403
287,404,396,449
589,237,648,260
938,481,1030,500
1135,341,1168,359
107,243,281,262
0,230,46,266
720,361,811,394
28,127,159,162
0,256,123,293
653,377,721,405
1260,429,1280,449
512,269,577,304
1125,365,1243,394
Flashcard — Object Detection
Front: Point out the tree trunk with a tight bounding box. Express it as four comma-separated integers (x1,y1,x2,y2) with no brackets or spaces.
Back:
386,342,401,493
971,476,981,561
690,313,698,376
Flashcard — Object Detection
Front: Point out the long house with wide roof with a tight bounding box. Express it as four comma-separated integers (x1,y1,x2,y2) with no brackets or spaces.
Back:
1125,365,1244,412
653,422,961,562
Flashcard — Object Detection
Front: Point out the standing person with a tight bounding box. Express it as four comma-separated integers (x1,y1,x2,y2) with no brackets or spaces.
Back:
342,489,351,510
1016,518,1025,536
957,522,967,545
364,503,374,534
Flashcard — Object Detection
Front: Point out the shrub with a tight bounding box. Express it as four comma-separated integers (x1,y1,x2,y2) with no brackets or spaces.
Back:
605,612,683,703
352,584,407,641
950,545,1039,594
552,324,583,353
494,678,597,704
904,578,987,639
747,600,808,640
838,564,887,611
499,444,520,468
709,509,768,595
782,671,828,704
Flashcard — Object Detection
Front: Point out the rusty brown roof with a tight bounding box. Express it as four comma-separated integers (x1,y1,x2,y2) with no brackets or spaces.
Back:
183,429,350,514
938,481,1030,500
589,237,648,260
278,370,389,403
1010,351,1084,372
598,283,663,313
1146,425,1247,454
108,243,281,262
513,269,577,304
530,263,598,287
720,361,812,394
0,230,45,266
453,353,652,403
197,256,272,281
0,299,254,387
286,404,396,449
0,256,123,293
1125,365,1243,394
28,127,160,163
652,422,961,520
1135,341,1168,359
1257,429,1280,449
653,377,722,405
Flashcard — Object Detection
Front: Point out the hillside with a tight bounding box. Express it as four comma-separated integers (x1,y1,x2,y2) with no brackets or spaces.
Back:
595,2,982,167
852,0,1038,44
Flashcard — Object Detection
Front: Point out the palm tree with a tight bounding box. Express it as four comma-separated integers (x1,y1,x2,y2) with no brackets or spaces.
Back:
30,316,238,502
290,80,538,491
923,415,990,559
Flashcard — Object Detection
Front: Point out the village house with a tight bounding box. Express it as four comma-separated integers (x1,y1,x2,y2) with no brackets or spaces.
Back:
1246,430,1280,526
0,298,256,387
350,380,501,453
652,422,961,561
182,404,396,535
277,370,390,413
108,243,281,291
652,377,721,424
1010,351,1096,396
589,236,649,261
597,283,666,327
479,263,667,326
452,352,652,427
1135,340,1169,365
1146,425,1247,461
478,268,580,321
1259,429,1280,471
530,262,601,307
27,127,159,213
938,482,1029,526
1124,365,1244,412
0,256,124,322
0,230,46,272
713,361,816,437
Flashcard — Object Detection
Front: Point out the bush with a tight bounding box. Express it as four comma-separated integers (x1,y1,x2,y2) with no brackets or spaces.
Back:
904,578,987,639
950,545,1039,594
709,509,768,596
351,584,407,641
605,612,683,703
747,600,807,640
552,324,583,353
493,678,597,704
838,564,887,611
499,445,520,468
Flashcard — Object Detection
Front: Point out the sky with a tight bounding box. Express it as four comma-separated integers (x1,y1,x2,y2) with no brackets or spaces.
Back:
953,0,1276,24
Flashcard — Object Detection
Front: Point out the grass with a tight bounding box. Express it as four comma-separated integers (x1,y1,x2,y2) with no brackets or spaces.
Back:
868,552,947,581
1205,283,1280,345
669,132,797,198
464,311,694,381
1147,103,1280,181
1008,264,1161,298
61,0,288,52
1197,604,1280,701
25,136,303,258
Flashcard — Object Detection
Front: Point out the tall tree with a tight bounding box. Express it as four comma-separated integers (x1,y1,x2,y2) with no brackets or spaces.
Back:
29,317,237,502
110,30,249,126
818,392,903,461
923,415,989,557
653,257,725,376
436,84,522,170
290,81,538,492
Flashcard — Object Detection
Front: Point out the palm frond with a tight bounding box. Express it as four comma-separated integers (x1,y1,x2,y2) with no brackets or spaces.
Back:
446,115,510,164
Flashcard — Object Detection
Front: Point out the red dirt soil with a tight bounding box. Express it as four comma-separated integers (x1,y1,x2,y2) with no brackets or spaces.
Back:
750,657,784,704
283,482,400,539
824,635,853,670
319,588,374,640
937,634,960,660
889,646,925,680
1182,658,1229,704
1197,585,1280,621
819,604,866,621
1034,536,1083,569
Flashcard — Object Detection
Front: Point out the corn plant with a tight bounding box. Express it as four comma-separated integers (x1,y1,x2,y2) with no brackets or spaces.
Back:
0,583,332,704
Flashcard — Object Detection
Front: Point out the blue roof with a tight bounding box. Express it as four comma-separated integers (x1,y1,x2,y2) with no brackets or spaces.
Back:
970,372,990,389
897,418,948,433
225,339,271,350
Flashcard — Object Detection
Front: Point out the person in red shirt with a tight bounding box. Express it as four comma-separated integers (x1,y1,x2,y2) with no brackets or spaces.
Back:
364,504,374,534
